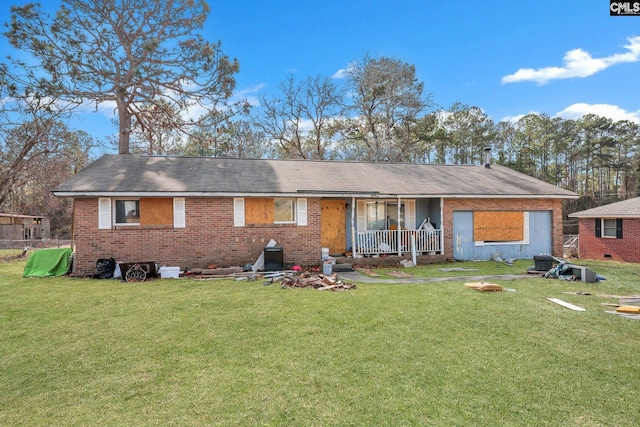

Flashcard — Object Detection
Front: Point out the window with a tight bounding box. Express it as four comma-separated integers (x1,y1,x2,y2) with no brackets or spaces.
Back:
99,198,185,229
602,218,617,238
234,197,307,226
598,218,622,239
366,202,405,230
274,198,296,223
115,199,140,224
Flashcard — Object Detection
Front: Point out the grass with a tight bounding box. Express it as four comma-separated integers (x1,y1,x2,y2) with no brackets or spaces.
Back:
2,256,640,426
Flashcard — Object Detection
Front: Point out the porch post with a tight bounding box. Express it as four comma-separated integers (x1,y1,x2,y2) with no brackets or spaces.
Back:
440,197,444,255
397,197,402,256
351,197,356,259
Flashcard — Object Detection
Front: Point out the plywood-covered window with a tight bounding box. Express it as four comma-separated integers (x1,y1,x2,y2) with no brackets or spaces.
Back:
140,198,173,225
235,197,307,226
99,198,185,228
245,198,275,224
474,211,525,242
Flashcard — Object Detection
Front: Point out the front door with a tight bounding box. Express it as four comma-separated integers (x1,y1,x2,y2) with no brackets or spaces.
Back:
321,200,346,254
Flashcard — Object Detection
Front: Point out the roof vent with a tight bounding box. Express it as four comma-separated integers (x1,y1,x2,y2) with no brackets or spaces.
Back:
483,147,492,168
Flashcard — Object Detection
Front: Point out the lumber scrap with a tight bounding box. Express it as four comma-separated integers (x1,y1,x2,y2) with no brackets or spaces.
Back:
200,266,243,276
616,305,640,314
465,282,503,292
355,268,381,277
545,298,586,312
605,310,640,320
386,270,414,278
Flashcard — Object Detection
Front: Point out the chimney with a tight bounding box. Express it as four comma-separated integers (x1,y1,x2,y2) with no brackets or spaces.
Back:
483,147,492,168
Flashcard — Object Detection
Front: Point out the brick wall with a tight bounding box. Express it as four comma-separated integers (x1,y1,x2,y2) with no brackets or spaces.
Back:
72,198,322,276
442,198,564,257
72,196,567,276
577,218,640,263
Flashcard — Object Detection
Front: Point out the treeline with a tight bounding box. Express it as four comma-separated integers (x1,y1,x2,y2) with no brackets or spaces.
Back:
2,1,638,237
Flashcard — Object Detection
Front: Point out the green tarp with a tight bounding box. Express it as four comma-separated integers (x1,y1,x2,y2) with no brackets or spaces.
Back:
23,248,73,277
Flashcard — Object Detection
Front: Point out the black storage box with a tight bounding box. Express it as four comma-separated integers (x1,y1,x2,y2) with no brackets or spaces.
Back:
264,246,283,271
533,255,554,272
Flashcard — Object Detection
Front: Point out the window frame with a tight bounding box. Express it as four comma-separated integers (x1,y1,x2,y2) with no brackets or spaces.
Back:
274,198,296,224
601,218,618,238
113,198,141,226
365,201,405,230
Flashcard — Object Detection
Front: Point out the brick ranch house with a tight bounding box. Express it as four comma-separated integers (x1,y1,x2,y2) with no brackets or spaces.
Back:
568,196,640,263
52,154,578,276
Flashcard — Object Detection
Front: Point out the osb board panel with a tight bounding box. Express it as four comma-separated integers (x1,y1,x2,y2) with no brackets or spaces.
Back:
246,198,274,224
140,198,173,225
474,211,524,241
321,200,346,253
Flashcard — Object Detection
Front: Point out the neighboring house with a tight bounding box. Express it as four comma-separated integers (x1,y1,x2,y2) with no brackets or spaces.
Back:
0,213,50,241
568,197,640,263
52,154,578,276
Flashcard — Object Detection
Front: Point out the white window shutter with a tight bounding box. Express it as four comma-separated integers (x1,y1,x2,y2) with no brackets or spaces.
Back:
98,198,112,229
405,200,416,230
233,198,245,227
296,198,307,226
173,198,186,228
357,200,366,230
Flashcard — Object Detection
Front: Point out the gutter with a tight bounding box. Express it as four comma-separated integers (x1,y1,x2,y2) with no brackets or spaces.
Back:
52,191,579,200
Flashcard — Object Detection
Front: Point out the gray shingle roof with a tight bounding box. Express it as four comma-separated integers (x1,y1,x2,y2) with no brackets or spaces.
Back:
52,154,578,199
568,197,640,218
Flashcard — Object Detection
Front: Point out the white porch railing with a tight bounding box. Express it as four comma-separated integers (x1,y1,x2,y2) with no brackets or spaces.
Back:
355,229,441,256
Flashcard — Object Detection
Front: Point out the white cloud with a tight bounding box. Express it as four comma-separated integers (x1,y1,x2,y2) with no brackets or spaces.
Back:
331,68,349,79
555,103,640,123
500,113,532,123
332,62,357,79
502,36,640,85
231,83,266,107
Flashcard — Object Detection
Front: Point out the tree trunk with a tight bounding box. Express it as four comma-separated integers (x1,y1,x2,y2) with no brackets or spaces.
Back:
118,107,132,155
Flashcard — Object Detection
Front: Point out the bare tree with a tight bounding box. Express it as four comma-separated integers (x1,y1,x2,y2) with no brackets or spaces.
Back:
255,75,345,159
130,100,183,156
182,119,272,158
5,0,242,155
0,73,74,209
341,55,432,161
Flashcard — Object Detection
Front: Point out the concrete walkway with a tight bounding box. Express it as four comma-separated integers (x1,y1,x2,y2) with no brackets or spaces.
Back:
337,271,540,284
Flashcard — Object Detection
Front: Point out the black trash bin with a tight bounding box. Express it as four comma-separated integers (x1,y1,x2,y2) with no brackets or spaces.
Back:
533,255,554,271
264,246,283,271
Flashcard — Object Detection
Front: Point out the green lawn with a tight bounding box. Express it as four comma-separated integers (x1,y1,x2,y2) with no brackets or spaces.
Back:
1,257,639,426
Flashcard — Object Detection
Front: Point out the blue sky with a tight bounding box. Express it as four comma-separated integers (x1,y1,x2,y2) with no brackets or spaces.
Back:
1,0,639,143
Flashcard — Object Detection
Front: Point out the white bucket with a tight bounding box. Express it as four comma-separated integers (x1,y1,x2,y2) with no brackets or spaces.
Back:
322,262,333,275
321,247,330,260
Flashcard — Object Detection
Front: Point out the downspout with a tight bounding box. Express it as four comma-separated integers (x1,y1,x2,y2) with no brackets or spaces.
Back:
351,197,356,259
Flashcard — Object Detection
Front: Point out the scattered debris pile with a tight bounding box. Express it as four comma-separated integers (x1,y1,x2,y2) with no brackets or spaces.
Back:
277,272,356,291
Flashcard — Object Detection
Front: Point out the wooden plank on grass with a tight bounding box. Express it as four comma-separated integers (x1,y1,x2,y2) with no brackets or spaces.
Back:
387,270,414,278
355,268,381,277
465,282,503,292
546,298,586,312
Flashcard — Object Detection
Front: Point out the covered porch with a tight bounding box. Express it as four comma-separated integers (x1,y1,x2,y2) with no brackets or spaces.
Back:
355,227,442,257
321,196,444,259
